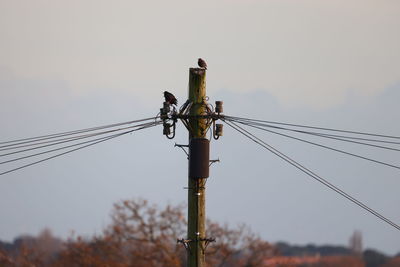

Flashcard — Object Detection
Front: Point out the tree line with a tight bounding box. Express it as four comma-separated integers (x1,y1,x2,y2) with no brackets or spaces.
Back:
0,198,399,266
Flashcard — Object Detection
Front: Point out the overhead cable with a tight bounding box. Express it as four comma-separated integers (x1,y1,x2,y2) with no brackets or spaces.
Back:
225,115,400,140
228,119,400,171
230,119,400,147
0,117,159,148
0,121,161,177
223,119,400,232
0,121,158,157
0,121,159,165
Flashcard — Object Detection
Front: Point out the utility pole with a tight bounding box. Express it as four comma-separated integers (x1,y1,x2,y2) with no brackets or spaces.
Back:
187,68,208,266
162,65,223,267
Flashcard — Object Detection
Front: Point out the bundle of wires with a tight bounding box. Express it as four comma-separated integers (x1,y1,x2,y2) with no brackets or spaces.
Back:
2,111,399,232
222,115,400,232
225,115,400,169
0,117,162,176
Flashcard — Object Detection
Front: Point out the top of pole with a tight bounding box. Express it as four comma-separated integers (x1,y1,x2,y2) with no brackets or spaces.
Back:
189,67,206,73
188,68,207,138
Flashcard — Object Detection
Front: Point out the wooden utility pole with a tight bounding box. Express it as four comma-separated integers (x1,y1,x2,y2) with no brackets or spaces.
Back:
164,66,222,266
187,68,208,267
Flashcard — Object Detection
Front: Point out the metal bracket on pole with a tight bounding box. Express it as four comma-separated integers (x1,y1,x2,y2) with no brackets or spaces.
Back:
200,237,216,252
177,238,193,254
177,237,216,254
175,143,189,158
209,159,220,167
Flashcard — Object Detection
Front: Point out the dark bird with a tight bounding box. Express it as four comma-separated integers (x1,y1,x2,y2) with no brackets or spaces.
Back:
198,58,207,69
164,91,178,105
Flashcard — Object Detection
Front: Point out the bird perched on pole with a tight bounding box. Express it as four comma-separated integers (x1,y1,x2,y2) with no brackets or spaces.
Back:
164,91,178,106
198,58,207,69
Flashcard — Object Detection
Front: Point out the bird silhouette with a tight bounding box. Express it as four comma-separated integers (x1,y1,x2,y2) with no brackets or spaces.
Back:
164,91,178,105
198,58,207,69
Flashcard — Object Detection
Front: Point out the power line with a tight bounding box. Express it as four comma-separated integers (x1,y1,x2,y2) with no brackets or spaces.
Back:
0,121,159,165
223,119,400,232
225,115,400,140
230,119,400,147
0,121,158,157
0,131,115,152
226,119,400,171
254,122,400,151
0,117,159,148
0,121,161,177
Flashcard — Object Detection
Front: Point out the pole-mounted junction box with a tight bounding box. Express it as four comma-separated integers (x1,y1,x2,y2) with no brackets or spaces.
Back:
189,138,210,179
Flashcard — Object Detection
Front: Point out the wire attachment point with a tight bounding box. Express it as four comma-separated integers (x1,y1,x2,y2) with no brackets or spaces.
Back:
161,101,177,139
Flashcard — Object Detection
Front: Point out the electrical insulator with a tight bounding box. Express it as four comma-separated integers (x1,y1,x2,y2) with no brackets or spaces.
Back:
163,122,171,135
215,101,223,114
215,124,223,137
163,102,171,114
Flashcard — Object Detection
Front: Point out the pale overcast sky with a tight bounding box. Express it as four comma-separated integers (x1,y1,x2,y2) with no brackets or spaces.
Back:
0,0,399,255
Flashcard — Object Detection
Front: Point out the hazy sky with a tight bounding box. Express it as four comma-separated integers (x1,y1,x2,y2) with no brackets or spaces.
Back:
1,0,399,255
